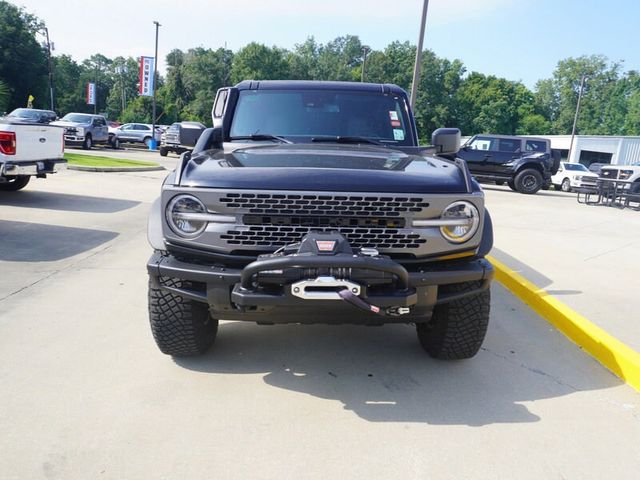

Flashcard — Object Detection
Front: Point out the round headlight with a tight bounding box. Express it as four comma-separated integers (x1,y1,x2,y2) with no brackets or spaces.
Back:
166,194,208,237
439,201,480,244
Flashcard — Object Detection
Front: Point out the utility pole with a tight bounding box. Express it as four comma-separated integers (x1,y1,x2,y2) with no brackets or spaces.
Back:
410,0,429,110
151,20,161,150
568,75,586,163
361,45,370,83
42,27,55,111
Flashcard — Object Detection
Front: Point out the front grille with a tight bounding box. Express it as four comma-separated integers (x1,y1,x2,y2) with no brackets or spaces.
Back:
581,176,597,185
221,226,427,249
220,193,429,217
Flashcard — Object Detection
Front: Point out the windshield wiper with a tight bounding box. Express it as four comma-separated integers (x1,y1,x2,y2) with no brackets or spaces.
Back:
311,136,383,146
230,134,292,144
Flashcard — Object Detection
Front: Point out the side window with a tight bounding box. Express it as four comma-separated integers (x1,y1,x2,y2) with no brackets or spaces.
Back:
468,137,496,151
525,140,546,152
498,138,521,153
213,89,228,118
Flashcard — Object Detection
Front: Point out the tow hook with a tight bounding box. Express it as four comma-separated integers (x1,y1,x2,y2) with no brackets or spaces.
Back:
337,289,410,317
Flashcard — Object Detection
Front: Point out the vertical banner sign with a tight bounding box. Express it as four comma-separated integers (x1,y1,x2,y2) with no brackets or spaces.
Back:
86,83,96,105
138,56,155,97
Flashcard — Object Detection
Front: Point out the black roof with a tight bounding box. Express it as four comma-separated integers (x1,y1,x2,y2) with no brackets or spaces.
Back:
234,80,408,96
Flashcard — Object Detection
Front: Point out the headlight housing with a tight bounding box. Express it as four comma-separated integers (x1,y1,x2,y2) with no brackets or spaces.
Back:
620,170,633,180
166,194,208,237
439,201,480,244
76,127,84,136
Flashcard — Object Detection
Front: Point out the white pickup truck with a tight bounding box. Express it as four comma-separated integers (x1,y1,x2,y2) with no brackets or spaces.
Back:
0,117,67,191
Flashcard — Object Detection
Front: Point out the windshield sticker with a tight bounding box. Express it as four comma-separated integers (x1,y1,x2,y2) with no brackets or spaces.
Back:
391,120,401,127
393,129,405,141
389,111,399,121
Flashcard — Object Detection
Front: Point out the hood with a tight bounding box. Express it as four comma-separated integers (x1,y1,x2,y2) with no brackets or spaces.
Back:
51,120,89,127
180,144,468,193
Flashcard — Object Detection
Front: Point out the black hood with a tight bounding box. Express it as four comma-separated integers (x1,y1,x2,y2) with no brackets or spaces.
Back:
180,144,467,193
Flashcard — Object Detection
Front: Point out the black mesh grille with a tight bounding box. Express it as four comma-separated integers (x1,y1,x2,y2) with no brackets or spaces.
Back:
220,226,427,249
220,193,429,217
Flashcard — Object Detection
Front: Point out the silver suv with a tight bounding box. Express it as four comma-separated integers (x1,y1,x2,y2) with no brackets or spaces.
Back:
112,123,161,147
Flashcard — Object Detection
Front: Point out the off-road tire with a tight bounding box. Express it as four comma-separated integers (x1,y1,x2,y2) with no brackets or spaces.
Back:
159,147,168,157
417,283,490,360
507,179,517,191
561,178,571,192
82,134,92,150
0,175,30,191
148,277,218,356
514,168,543,194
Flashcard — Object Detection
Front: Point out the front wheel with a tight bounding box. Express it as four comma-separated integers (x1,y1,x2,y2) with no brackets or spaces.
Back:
111,137,120,149
507,179,517,191
514,168,543,194
561,178,571,192
82,134,92,150
0,176,30,191
417,284,490,360
148,277,218,356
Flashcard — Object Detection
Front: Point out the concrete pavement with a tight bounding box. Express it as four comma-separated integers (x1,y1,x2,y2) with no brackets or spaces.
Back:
1,170,639,479
484,184,640,352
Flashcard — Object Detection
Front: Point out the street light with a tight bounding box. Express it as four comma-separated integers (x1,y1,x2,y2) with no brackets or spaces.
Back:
410,0,430,110
567,75,587,163
361,45,371,83
150,20,161,150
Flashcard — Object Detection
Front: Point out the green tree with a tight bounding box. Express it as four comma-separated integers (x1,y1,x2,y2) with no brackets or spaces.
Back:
0,1,48,109
105,56,140,120
231,43,288,84
534,55,623,135
0,79,9,112
51,54,84,114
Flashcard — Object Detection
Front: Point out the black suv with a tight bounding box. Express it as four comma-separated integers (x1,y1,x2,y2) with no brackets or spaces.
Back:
146,80,494,360
458,134,560,194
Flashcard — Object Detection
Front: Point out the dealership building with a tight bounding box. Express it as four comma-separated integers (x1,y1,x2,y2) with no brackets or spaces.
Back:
535,135,640,166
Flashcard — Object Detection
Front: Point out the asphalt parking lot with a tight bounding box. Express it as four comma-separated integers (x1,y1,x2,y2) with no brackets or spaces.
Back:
1,170,639,479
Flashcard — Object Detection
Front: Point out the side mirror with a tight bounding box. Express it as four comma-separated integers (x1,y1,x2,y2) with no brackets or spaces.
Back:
192,126,223,154
431,128,461,155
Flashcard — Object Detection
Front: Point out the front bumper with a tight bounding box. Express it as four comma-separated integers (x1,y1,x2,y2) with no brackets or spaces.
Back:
64,135,85,143
147,252,494,324
1,159,67,177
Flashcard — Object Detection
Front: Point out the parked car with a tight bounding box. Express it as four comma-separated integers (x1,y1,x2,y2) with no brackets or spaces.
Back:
457,134,560,194
0,114,66,191
600,163,640,193
111,123,161,147
6,108,57,124
146,80,494,360
159,121,205,156
551,162,599,192
51,113,110,149
588,162,608,175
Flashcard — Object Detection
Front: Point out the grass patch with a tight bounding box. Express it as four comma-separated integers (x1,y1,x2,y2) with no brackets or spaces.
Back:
64,153,159,168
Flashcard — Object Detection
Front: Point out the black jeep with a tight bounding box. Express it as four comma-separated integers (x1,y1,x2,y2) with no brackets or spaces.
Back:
458,134,560,194
146,81,494,360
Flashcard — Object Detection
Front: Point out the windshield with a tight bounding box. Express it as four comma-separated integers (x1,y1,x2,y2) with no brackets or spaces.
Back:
8,108,41,120
565,163,588,171
62,113,93,123
230,89,413,146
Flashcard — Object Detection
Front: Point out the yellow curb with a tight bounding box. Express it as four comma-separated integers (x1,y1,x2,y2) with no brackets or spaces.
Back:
487,255,640,392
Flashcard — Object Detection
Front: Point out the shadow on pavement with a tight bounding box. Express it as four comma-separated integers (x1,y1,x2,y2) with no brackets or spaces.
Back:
482,185,572,199
175,288,620,426
0,220,118,261
0,191,140,213
490,247,561,290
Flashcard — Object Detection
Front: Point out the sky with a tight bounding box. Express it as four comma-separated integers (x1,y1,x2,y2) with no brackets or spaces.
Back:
10,0,640,88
